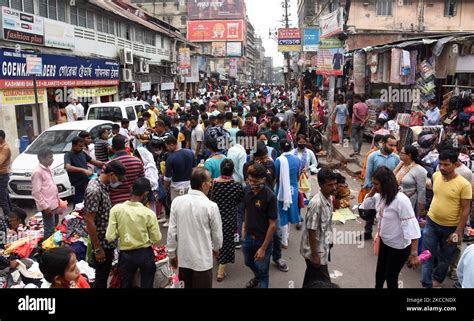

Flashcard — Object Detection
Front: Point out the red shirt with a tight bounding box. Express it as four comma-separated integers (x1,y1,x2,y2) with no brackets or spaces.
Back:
352,102,369,125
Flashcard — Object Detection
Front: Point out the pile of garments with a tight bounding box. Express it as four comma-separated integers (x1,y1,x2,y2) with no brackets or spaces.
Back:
42,209,88,261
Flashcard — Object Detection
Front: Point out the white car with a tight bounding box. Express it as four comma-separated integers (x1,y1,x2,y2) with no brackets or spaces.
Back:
85,101,150,129
9,120,113,201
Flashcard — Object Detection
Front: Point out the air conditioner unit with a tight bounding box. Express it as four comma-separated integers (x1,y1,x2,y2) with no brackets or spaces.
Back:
136,58,149,73
121,68,133,82
70,0,75,6
120,49,133,65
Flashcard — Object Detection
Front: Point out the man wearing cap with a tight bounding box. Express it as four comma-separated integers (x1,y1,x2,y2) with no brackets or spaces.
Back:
85,160,127,288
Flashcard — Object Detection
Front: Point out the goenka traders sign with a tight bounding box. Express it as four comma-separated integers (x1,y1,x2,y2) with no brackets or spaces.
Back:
1,6,44,45
0,49,120,89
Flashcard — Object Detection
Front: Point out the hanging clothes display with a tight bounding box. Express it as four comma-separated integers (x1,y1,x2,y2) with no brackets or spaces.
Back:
408,50,417,85
367,52,378,83
390,48,402,84
353,50,366,94
400,50,411,85
382,52,391,83
435,44,459,78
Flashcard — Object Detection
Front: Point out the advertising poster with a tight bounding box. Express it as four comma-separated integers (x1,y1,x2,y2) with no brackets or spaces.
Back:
187,0,245,20
178,48,191,69
187,20,244,42
320,7,343,39
1,6,44,45
226,42,242,57
212,42,226,57
44,18,74,49
303,28,320,52
316,39,344,76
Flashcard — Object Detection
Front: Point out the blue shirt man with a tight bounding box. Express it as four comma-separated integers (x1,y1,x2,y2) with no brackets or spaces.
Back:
424,101,440,126
364,135,400,189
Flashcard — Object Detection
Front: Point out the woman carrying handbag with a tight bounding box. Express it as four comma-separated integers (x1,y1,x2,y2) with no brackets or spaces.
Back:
360,167,422,289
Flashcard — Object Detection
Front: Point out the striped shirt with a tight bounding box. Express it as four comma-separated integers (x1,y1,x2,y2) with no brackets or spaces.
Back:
107,151,145,206
94,139,110,162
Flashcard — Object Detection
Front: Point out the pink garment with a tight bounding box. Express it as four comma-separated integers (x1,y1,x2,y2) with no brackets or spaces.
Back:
31,164,59,212
352,102,369,125
390,49,402,84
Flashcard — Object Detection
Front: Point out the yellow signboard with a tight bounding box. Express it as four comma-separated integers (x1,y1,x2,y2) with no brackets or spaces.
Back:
73,86,118,97
1,89,47,105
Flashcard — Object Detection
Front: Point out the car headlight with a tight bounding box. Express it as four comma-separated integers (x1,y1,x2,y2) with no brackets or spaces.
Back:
52,167,67,176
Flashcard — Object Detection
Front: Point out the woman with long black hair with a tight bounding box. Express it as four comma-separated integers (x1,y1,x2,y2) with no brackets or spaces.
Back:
360,167,422,289
393,145,427,217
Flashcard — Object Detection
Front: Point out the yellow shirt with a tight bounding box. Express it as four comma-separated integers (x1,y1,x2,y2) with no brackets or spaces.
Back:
106,201,161,251
428,172,472,227
147,117,155,129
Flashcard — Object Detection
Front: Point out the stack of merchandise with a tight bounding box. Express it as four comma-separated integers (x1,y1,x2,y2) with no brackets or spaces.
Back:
415,58,436,112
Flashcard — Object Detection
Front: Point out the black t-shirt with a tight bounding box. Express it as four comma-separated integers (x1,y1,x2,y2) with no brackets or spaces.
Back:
296,113,308,136
165,149,195,183
243,160,276,189
243,185,278,240
64,151,92,186
181,127,192,149
171,127,179,139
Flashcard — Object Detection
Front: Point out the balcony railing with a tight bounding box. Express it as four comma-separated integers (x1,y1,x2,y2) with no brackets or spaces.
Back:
74,26,171,59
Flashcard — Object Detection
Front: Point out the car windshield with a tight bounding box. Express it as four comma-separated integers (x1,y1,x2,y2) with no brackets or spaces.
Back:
26,130,80,154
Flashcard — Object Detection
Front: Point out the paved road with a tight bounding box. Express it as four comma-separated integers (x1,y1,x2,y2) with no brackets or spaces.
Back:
17,169,458,289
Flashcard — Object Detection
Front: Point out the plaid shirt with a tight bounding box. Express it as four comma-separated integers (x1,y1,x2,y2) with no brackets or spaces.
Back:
241,122,259,137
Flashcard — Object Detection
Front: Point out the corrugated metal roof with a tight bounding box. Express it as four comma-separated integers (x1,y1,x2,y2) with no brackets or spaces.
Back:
88,0,174,37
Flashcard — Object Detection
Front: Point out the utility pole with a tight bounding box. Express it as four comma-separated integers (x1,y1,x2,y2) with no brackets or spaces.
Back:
282,0,292,90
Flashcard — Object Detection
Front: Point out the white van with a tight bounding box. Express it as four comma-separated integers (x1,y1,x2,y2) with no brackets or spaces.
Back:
85,101,150,129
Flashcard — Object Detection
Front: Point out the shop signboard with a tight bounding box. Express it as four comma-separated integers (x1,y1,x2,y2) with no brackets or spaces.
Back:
1,6,44,45
229,58,237,78
187,20,244,42
320,7,343,39
26,56,42,75
1,88,46,105
73,86,118,97
0,48,120,89
316,38,344,76
44,18,74,49
226,42,242,57
187,0,245,20
161,82,175,91
278,28,301,52
303,28,320,52
141,82,151,92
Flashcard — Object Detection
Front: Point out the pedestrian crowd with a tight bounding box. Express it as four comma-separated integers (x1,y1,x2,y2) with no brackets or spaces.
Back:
0,84,473,290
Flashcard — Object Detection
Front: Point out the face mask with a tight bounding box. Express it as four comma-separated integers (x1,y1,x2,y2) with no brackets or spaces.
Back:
109,181,122,189
298,144,306,149
378,143,383,150
262,140,268,146
271,125,279,131
250,183,265,193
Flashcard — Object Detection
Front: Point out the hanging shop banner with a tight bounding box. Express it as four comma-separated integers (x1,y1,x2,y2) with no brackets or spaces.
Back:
0,48,119,89
161,82,175,91
229,58,238,78
187,0,245,20
320,7,344,39
187,20,244,42
73,86,118,97
316,47,344,76
212,42,226,57
303,28,320,52
44,18,74,49
140,82,151,92
278,28,302,52
1,88,46,105
178,48,191,69
185,57,199,83
1,6,44,45
226,42,242,57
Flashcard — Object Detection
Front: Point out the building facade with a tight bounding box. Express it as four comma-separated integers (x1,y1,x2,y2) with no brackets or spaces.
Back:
0,0,179,158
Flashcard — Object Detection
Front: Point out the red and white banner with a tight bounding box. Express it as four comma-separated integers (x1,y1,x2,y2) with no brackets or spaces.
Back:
187,20,244,42
0,79,119,89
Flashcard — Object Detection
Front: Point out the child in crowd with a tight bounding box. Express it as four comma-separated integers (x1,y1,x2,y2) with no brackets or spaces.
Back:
39,247,90,288
334,174,351,210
